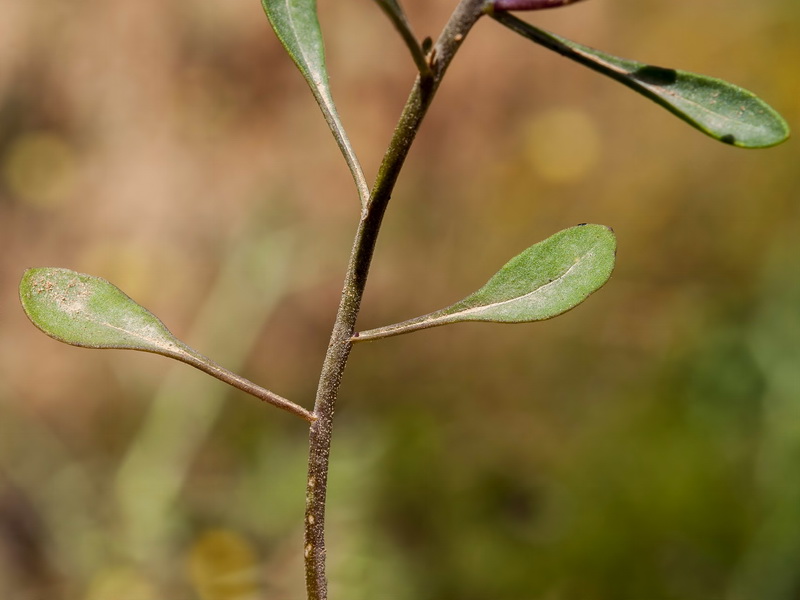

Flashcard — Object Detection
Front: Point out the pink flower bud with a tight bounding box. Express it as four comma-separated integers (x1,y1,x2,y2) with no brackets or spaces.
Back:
493,0,588,12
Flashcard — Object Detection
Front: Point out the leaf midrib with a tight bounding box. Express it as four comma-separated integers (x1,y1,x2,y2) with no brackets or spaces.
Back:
282,0,325,90
573,47,768,136
448,254,586,321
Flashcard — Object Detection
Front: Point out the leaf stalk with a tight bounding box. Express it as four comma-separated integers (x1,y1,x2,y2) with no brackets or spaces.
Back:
373,0,433,80
173,345,316,422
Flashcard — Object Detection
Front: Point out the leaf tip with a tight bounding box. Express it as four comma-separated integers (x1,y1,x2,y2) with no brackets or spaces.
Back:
19,268,38,322
19,267,84,346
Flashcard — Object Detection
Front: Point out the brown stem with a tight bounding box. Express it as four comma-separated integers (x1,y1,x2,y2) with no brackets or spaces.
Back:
373,0,433,80
302,1,490,598
172,344,316,423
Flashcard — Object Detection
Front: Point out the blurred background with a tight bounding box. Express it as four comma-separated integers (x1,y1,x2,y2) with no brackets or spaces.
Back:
1,0,798,598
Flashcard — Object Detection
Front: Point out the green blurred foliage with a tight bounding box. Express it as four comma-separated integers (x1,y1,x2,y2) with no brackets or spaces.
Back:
0,0,798,598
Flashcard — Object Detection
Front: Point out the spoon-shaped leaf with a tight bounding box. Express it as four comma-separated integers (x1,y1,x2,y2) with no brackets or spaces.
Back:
21,267,189,354
19,268,315,421
355,224,616,342
261,0,369,205
492,12,790,148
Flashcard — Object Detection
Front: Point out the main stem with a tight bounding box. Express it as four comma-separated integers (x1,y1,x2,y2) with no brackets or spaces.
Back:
303,2,489,598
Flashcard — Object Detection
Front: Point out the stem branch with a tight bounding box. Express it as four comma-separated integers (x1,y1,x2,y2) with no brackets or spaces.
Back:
302,1,489,598
374,0,433,80
175,346,315,422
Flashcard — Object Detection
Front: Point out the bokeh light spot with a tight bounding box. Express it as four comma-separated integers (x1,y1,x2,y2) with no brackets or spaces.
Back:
2,131,77,208
187,529,261,600
84,567,158,600
522,107,601,184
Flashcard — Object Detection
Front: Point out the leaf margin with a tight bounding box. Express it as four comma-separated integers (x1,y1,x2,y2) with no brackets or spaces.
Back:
19,266,316,421
19,266,186,356
261,0,370,204
354,223,617,342
492,11,790,148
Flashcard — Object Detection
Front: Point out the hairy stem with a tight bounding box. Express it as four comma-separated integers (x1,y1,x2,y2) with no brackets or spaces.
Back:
174,345,316,422
303,1,489,598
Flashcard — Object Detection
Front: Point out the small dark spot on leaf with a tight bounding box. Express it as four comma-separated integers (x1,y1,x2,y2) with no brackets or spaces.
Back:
633,66,678,86
577,223,587,227
721,134,736,145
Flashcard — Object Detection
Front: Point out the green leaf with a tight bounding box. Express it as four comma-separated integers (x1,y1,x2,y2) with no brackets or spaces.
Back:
261,0,369,204
20,267,316,421
20,267,190,356
492,12,790,148
355,224,616,341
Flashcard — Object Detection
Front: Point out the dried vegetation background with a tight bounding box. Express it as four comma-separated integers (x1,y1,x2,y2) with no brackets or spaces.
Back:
0,0,798,598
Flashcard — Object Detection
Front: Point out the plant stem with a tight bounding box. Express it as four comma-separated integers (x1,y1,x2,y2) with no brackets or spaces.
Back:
174,344,316,422
373,0,432,80
302,1,490,598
